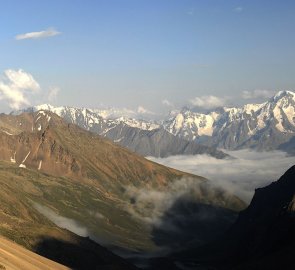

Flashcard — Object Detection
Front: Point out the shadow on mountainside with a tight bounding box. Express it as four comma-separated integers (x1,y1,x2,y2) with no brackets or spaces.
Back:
171,166,295,270
124,196,241,270
34,236,137,270
151,196,239,253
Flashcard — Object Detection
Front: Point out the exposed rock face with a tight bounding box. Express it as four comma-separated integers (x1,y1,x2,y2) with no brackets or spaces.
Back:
226,165,295,268
174,166,295,270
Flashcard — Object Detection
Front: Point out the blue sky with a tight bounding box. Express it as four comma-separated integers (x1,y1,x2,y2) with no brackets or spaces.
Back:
0,0,294,114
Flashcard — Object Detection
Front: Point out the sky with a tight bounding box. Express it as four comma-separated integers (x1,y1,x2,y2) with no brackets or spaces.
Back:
0,0,295,114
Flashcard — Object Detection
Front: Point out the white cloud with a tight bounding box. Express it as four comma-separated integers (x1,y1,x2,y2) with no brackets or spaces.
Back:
48,86,60,102
34,203,89,237
234,7,243,13
0,69,40,109
162,99,174,107
147,150,295,203
124,176,230,229
137,105,155,115
190,95,227,109
242,89,275,100
15,28,61,40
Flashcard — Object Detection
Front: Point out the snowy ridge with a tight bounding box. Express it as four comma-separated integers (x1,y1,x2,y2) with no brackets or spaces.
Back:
164,91,295,143
30,104,159,131
13,90,295,153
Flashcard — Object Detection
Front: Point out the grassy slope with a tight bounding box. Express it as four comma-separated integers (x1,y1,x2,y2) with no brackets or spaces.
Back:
0,161,140,269
0,161,154,251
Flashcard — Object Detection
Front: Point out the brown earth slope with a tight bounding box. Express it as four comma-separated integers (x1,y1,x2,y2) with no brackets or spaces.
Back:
0,111,192,187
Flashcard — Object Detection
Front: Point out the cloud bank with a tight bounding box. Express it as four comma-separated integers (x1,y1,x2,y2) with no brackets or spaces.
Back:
190,95,227,109
15,28,61,40
242,89,275,100
0,69,40,109
147,149,295,203
137,105,155,115
34,204,89,237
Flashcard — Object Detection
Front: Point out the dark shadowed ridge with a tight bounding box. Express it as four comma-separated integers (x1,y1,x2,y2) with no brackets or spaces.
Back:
174,165,295,270
35,237,138,270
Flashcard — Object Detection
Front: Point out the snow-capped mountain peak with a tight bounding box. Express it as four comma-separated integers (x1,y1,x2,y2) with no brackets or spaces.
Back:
272,90,295,102
163,91,295,150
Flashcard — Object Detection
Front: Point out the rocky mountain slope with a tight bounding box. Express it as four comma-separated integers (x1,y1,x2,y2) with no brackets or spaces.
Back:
225,165,295,269
175,165,295,270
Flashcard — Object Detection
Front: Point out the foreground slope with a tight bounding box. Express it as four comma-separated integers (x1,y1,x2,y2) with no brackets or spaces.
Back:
0,236,70,270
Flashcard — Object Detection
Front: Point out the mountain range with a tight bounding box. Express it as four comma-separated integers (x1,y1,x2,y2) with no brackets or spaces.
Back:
15,90,295,157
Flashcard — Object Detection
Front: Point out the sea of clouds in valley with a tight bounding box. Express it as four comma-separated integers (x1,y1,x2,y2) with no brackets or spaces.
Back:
147,149,295,203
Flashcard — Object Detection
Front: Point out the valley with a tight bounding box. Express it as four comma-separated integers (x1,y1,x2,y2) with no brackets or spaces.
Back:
1,2,294,268
0,111,246,269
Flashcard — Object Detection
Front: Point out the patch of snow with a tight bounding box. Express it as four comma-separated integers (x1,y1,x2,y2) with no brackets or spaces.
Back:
2,130,13,135
114,137,125,142
174,114,184,131
10,152,16,163
247,121,254,135
273,105,286,132
21,151,31,164
38,160,42,170
38,110,46,116
35,115,42,122
284,106,295,127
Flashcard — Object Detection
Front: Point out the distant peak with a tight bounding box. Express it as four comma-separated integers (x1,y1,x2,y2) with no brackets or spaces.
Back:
34,104,56,110
272,90,295,102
